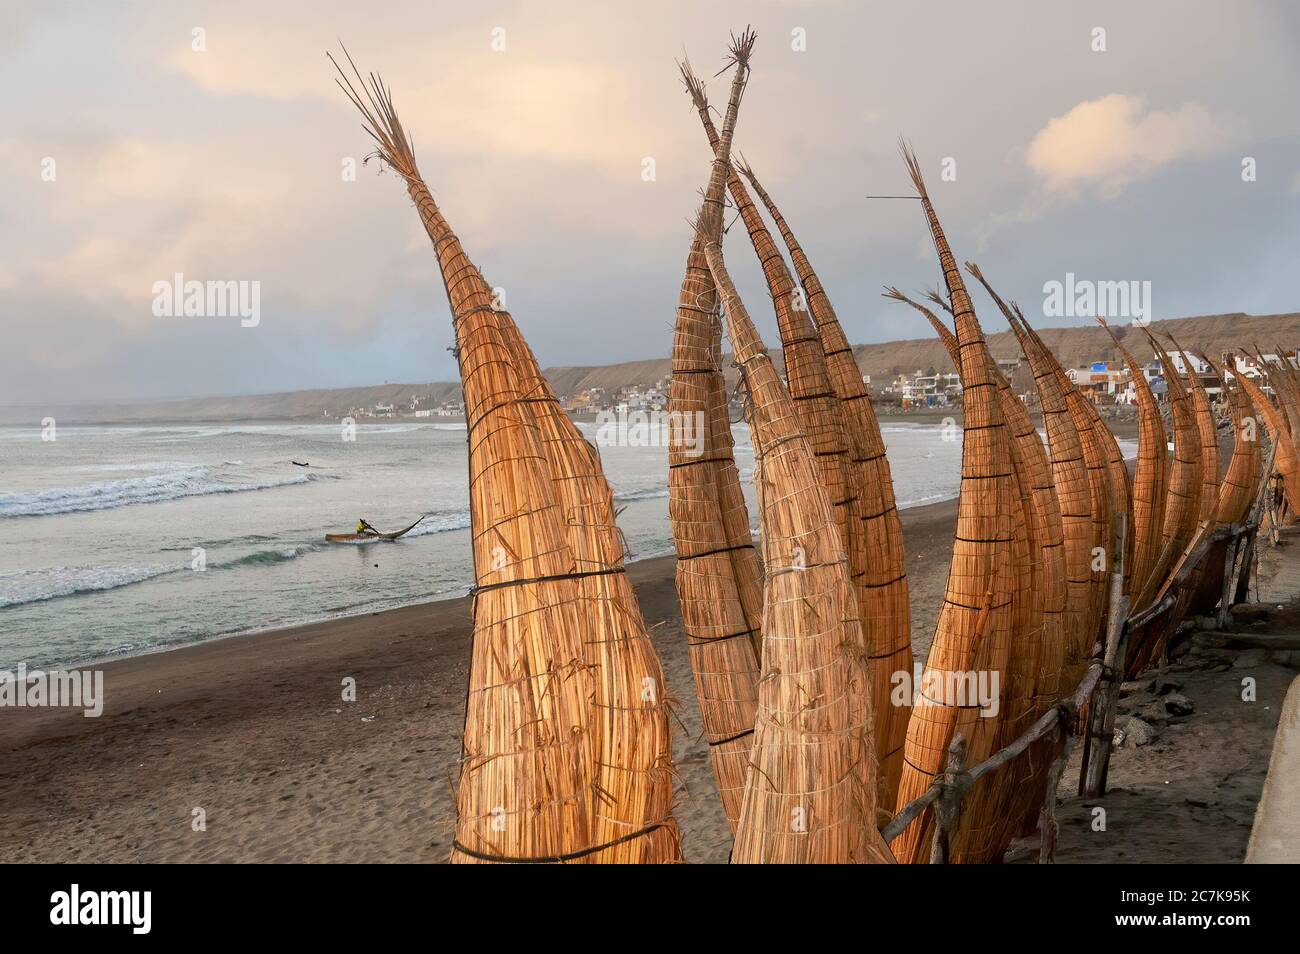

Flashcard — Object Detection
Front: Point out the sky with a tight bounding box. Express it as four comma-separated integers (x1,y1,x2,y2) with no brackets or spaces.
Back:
1,0,1297,404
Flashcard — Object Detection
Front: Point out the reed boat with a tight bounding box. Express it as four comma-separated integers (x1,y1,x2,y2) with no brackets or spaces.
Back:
891,145,1017,865
695,32,892,863
739,160,913,813
667,227,761,831
1205,352,1262,528
1233,356,1300,518
888,280,1061,853
1097,319,1166,602
332,48,681,863
1005,305,1095,683
324,516,425,542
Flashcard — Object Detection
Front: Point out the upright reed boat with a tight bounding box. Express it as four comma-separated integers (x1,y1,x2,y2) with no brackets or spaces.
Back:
696,31,891,863
667,226,762,831
735,158,913,813
333,50,679,863
891,145,1015,864
1097,319,1167,602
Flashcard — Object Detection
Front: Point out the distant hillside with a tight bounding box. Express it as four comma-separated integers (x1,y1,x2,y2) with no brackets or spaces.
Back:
4,311,1294,425
545,311,1300,393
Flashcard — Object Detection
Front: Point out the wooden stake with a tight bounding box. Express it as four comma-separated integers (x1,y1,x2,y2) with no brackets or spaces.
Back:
929,734,969,865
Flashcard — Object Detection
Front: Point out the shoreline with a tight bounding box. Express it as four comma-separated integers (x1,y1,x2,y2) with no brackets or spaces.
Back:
11,406,1142,675
66,492,967,675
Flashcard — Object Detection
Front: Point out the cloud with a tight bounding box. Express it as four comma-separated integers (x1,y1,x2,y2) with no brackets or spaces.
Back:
1025,94,1228,198
160,18,688,186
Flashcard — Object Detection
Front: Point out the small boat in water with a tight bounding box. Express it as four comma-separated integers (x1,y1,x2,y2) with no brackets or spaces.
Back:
325,516,424,542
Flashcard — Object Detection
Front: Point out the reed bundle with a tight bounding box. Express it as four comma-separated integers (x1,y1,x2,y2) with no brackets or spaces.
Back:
959,267,1076,831
332,50,679,862
967,279,1075,830
1233,358,1300,516
496,318,681,862
1259,350,1300,438
1098,319,1167,601
1169,337,1220,527
1204,353,1261,527
1120,330,1204,675
680,67,853,522
1144,330,1204,599
696,31,891,863
1015,309,1115,649
668,233,762,830
680,62,874,742
1075,366,1133,594
889,282,1059,853
736,159,913,811
1004,307,1094,681
891,146,1015,864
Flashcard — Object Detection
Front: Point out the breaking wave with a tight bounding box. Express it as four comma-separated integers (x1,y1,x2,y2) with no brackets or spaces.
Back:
0,563,183,608
0,468,318,518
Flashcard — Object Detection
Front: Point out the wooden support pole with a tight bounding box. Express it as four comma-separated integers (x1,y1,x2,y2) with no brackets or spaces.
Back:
928,734,968,865
1082,514,1128,798
1217,532,1241,629
1236,444,1278,605
1038,722,1072,864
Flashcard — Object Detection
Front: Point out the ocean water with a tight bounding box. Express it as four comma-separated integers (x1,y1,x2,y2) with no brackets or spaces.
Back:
0,418,1023,668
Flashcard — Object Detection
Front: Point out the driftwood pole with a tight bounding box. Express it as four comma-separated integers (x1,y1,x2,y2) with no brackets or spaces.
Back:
1236,444,1278,604
929,734,969,865
1038,719,1073,864
1081,515,1129,797
1217,531,1241,629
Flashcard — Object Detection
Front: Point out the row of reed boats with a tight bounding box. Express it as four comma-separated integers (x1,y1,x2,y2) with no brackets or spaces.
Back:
331,33,1296,863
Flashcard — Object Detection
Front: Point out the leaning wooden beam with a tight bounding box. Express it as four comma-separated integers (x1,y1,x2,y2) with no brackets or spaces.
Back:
697,29,892,864
1234,442,1280,606
883,662,1107,857
1081,515,1129,798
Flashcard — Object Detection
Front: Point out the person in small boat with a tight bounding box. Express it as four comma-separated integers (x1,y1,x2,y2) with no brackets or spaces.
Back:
356,518,379,536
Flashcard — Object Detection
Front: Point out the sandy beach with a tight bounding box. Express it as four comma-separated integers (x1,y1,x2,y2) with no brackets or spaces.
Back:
2,479,1291,864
